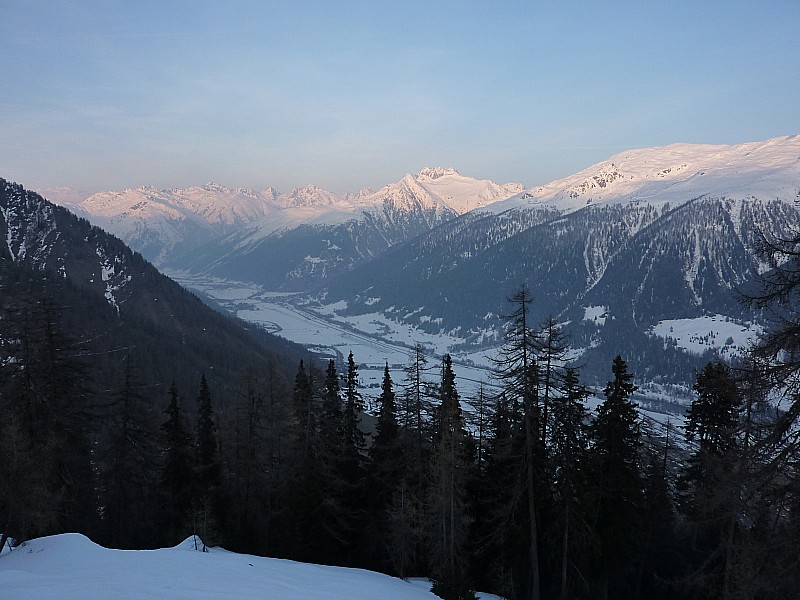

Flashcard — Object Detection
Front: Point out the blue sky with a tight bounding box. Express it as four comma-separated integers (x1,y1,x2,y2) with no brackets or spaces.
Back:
2,1,799,195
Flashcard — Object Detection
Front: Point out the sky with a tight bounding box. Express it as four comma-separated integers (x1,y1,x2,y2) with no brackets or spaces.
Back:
2,1,799,196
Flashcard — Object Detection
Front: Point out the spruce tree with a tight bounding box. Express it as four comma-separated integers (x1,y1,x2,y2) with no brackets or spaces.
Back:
315,359,350,562
471,393,522,599
680,361,744,599
160,381,195,544
342,352,366,486
292,359,315,462
366,363,403,573
492,284,542,600
589,355,642,599
549,367,591,600
101,353,160,548
0,296,96,543
195,373,222,550
427,354,475,600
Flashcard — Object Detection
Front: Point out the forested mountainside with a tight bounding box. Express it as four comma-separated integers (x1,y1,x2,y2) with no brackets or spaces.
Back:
0,177,305,404
323,195,800,384
0,177,308,550
319,137,800,386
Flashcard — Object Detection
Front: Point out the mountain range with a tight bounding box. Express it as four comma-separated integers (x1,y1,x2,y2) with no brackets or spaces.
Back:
54,168,523,283
44,135,800,391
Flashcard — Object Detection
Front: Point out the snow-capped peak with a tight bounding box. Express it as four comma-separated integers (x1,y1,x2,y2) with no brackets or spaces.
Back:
416,167,461,180
488,134,800,215
281,185,342,208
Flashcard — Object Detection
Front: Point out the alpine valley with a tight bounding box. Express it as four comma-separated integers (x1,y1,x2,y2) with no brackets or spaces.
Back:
50,135,800,408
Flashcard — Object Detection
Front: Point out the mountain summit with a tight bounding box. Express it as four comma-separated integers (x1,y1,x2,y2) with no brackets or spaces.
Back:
490,134,800,214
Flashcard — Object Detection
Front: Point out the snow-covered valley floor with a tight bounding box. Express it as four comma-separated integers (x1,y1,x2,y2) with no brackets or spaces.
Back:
169,272,689,428
168,272,499,398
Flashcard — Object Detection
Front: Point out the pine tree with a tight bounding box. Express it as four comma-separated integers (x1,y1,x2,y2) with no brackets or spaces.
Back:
195,373,222,550
549,368,592,600
427,354,476,600
366,363,404,573
679,361,745,599
101,353,160,548
160,381,195,544
589,355,643,599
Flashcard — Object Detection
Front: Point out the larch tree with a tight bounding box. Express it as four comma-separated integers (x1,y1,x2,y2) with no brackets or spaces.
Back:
535,315,570,448
492,284,543,600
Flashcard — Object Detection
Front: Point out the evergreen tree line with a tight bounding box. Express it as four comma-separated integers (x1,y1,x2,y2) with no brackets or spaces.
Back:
3,232,800,600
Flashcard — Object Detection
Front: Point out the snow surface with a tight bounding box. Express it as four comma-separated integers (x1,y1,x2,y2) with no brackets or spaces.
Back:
0,534,503,600
583,305,609,326
169,273,498,398
650,314,761,358
485,135,800,216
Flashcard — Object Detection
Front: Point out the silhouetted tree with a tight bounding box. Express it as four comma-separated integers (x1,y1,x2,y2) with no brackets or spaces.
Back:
589,355,643,599
492,284,543,600
427,355,476,600
159,381,195,544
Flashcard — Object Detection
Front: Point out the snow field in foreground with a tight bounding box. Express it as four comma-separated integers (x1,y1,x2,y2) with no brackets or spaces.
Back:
0,533,502,600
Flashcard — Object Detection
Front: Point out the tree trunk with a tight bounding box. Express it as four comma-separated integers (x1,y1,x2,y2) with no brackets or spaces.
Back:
560,503,569,600
525,412,541,600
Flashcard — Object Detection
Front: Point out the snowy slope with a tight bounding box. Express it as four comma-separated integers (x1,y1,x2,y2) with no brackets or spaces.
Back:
488,134,800,215
0,534,498,600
